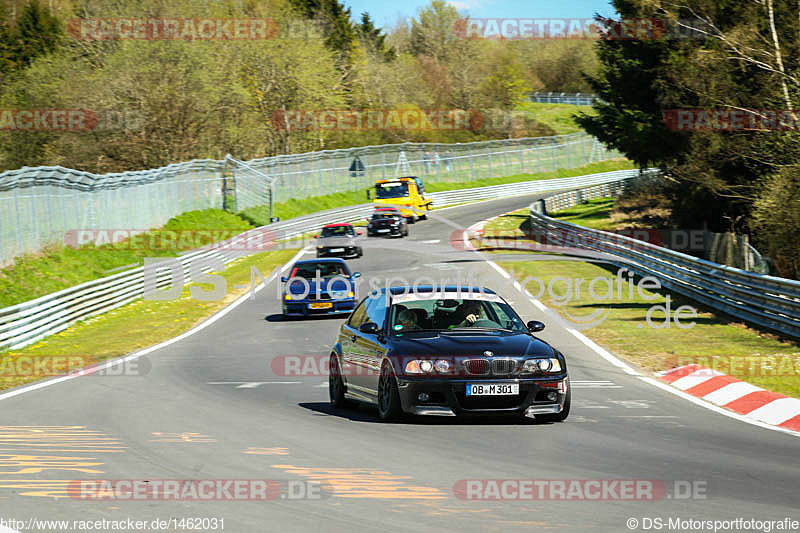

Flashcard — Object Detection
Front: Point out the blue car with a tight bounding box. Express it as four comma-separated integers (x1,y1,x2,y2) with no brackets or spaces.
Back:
280,258,361,318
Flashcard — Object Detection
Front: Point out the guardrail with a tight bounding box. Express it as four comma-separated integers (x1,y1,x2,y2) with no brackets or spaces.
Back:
528,184,800,340
0,169,644,351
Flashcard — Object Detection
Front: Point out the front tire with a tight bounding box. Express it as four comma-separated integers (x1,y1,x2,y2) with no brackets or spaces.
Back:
329,354,347,408
377,362,403,421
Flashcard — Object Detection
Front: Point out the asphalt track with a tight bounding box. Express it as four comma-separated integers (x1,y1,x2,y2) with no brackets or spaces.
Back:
0,193,798,533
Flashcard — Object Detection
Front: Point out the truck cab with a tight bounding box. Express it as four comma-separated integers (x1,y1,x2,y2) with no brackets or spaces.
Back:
368,176,432,223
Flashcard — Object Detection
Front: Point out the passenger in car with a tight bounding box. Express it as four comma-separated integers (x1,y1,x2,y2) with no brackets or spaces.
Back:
396,309,421,331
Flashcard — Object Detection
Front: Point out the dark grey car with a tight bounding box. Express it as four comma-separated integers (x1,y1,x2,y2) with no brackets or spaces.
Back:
315,224,363,259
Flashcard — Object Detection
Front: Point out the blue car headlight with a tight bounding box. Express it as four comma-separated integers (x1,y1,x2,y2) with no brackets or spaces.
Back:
330,290,354,300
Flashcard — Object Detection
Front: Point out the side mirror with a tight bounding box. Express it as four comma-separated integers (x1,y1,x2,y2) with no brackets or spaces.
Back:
366,190,372,200
359,322,379,334
527,320,545,333
280,276,288,283
352,272,361,279
357,230,363,236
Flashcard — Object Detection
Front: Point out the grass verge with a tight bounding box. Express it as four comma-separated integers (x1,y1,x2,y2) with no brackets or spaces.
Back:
0,249,298,392
517,102,595,135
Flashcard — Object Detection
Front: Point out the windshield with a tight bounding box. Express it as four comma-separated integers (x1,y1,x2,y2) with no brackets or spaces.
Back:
289,263,349,279
375,181,409,199
372,213,401,220
389,297,526,334
321,226,354,237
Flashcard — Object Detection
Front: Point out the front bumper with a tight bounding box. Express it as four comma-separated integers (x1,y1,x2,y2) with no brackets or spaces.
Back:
283,299,356,316
367,226,403,237
317,246,360,257
396,376,568,417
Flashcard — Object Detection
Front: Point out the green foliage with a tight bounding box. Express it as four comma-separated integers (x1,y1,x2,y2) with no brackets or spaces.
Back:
355,12,395,61
751,166,800,279
511,39,600,93
0,0,601,173
577,0,800,277
8,0,61,69
289,0,356,58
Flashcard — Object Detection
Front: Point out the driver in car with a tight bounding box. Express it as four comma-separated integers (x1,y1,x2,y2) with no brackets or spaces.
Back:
451,300,483,328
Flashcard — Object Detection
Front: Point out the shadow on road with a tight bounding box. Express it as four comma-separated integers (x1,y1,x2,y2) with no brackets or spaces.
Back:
298,402,557,426
265,314,347,323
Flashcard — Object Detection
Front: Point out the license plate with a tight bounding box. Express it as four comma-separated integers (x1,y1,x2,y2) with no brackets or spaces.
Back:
377,229,389,233
309,302,333,309
466,383,519,396
329,248,345,252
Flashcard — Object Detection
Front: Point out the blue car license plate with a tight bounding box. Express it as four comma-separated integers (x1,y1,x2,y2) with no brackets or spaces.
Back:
466,383,519,396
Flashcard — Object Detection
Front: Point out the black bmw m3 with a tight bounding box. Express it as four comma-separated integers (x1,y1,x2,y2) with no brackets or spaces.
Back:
329,286,570,422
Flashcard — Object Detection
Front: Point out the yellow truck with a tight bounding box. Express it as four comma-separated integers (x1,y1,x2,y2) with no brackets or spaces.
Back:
367,176,432,223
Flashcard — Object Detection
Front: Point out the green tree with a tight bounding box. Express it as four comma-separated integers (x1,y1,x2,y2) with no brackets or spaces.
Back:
10,0,61,69
751,166,800,278
356,12,395,61
289,0,356,58
479,47,529,110
577,0,800,276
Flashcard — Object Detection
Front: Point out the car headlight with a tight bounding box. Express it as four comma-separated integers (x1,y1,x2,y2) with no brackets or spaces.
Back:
522,358,562,373
405,359,451,374
284,294,292,301
434,359,451,373
316,245,323,249
405,360,424,374
329,289,355,299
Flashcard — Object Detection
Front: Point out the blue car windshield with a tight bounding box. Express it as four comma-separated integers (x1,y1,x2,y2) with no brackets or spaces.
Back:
290,263,348,279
